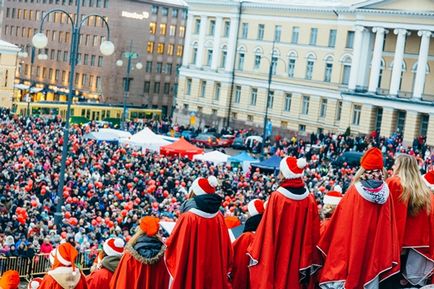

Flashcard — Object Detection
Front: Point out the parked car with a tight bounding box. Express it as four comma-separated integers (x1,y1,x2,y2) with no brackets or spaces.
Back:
181,130,196,140
232,136,245,149
191,134,219,148
218,135,235,147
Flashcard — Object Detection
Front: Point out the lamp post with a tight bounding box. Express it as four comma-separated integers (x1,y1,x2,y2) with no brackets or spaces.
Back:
262,40,276,156
32,0,115,230
115,40,142,130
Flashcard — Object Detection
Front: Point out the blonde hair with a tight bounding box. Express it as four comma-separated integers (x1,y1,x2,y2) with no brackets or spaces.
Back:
393,154,431,216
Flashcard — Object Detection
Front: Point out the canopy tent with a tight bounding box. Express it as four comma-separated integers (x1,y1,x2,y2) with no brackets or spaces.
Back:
251,155,282,172
193,151,230,165
228,152,259,173
160,138,203,160
83,128,132,142
120,127,169,152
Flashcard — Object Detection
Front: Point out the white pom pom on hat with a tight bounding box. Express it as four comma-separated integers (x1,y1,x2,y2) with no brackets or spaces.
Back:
208,176,218,188
189,176,219,196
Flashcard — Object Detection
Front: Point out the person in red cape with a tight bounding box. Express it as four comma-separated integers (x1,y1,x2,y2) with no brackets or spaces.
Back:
110,216,169,289
318,147,400,289
386,155,434,287
0,270,20,289
231,199,264,289
39,242,88,289
165,175,233,289
248,157,321,289
86,238,125,289
320,190,342,237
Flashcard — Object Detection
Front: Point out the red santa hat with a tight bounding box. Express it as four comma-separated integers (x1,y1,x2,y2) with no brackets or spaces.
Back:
360,147,383,170
279,157,307,179
27,278,43,289
423,171,434,190
189,176,218,195
323,191,343,206
247,199,265,216
55,242,78,272
103,238,125,257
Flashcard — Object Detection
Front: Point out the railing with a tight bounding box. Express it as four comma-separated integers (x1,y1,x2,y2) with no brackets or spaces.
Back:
0,250,94,281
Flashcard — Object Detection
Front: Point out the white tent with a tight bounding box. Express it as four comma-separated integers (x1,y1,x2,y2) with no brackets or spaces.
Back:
193,151,230,165
83,128,132,142
121,127,170,152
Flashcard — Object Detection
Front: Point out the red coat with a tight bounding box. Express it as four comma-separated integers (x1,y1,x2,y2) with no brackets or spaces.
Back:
247,187,321,289
165,209,233,289
39,267,88,289
110,252,169,289
231,232,255,289
86,268,113,289
387,176,434,285
318,183,400,289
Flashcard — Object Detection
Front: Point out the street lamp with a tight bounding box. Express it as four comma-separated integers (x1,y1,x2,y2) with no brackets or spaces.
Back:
32,0,115,230
115,40,142,130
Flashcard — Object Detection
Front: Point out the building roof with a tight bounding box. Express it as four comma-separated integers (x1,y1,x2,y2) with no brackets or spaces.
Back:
243,0,352,8
153,0,187,7
0,39,20,52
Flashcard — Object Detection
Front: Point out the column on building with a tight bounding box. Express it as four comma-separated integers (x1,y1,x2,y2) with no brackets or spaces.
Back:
389,29,409,96
196,16,207,68
380,107,397,137
413,30,432,99
403,111,420,144
182,13,194,67
338,101,353,132
368,27,387,93
348,26,366,90
426,114,434,146
225,16,240,72
359,104,376,134
211,17,223,70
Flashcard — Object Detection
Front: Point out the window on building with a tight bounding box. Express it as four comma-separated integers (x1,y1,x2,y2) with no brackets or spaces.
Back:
224,21,230,37
149,22,156,34
221,49,227,68
274,25,282,42
341,57,351,85
288,58,296,78
336,101,342,121
257,24,265,40
194,19,200,34
186,78,192,95
157,43,164,54
57,50,62,61
192,47,198,64
98,56,103,67
104,0,109,8
172,8,178,17
234,86,241,103
324,63,333,82
420,114,429,136
179,26,185,38
154,82,160,93
242,23,248,39
238,51,245,70
82,73,88,86
305,58,314,80
165,63,172,74
147,41,154,53
291,27,300,44
352,105,362,125
284,93,292,112
328,29,337,47
299,124,306,132
209,19,215,35
167,44,174,56
156,62,162,73
267,91,274,109
200,81,206,97
145,61,152,72
206,49,213,66
302,96,310,115
254,54,261,69
247,115,253,122
214,82,221,100
250,88,257,106
160,24,166,35
162,7,168,16
346,31,355,48
271,56,278,75
152,5,158,14
169,25,176,36
90,55,95,66
164,82,170,94
396,111,406,133
83,54,89,65
176,45,183,57
310,28,318,45
320,98,327,118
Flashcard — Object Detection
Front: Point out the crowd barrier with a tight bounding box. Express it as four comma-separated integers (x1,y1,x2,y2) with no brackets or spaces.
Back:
0,250,93,281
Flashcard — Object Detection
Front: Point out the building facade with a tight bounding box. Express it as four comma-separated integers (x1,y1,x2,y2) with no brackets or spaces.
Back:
0,39,19,108
175,0,434,145
2,0,187,117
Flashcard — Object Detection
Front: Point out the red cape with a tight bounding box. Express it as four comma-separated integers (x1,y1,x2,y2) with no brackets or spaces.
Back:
320,219,331,237
247,187,321,289
165,210,233,289
231,231,255,289
86,268,113,289
318,183,400,289
39,272,88,289
110,252,169,289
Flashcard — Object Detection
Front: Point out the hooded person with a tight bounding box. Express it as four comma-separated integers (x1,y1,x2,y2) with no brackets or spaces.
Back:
165,175,233,289
0,270,20,289
386,155,434,287
318,147,400,289
247,157,321,289
110,216,169,289
231,199,264,289
28,278,43,289
320,190,343,236
86,238,125,289
39,242,88,289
